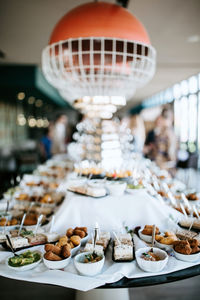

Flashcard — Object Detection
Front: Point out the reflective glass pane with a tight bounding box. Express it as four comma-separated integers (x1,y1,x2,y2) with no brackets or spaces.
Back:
174,98,181,136
173,84,181,99
189,76,198,93
188,94,197,142
180,97,189,143
181,80,189,96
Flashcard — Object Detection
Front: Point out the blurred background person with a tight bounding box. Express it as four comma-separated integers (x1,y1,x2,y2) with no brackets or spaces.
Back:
129,114,146,153
144,107,178,171
39,123,53,162
51,114,68,155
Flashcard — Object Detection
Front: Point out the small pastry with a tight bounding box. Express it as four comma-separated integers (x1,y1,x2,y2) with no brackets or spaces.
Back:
44,251,62,261
61,244,71,258
73,229,86,238
45,244,62,255
66,228,74,237
74,227,88,234
70,235,81,246
57,236,68,247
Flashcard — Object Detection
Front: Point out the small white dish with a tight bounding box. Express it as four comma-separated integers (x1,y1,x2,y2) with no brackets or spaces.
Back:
6,250,42,272
138,229,152,243
173,249,200,262
106,181,127,196
71,244,81,257
81,234,89,246
135,247,168,273
88,179,105,189
155,240,173,251
43,255,71,270
74,251,105,276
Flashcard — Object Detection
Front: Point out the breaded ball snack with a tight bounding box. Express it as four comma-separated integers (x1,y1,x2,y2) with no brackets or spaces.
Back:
70,235,81,246
44,251,62,261
45,244,61,256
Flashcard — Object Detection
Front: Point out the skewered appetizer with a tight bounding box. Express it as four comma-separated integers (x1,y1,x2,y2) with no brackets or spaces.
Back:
113,233,134,261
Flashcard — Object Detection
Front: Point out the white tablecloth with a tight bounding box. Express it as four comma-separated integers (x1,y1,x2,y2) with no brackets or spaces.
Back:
1,187,199,291
52,189,180,234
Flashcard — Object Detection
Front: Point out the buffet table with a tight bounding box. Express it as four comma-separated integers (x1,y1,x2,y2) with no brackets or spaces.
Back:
1,185,200,292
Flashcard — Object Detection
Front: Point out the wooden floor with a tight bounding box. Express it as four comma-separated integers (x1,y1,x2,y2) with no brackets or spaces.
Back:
0,275,200,300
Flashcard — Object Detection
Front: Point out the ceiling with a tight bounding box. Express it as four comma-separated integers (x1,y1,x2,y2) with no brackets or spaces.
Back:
0,0,200,110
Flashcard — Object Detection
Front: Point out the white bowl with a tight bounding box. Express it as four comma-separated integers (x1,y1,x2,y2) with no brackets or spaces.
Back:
74,252,105,276
173,249,200,262
43,255,71,269
6,250,42,272
71,244,81,257
81,234,89,246
135,247,168,273
88,180,105,189
138,229,152,243
155,240,173,251
106,182,127,196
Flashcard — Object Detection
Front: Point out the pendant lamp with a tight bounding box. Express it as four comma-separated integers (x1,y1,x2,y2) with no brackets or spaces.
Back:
42,1,156,104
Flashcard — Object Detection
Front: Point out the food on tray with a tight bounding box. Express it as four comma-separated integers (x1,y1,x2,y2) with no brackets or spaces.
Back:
155,231,178,245
176,228,198,240
141,225,160,236
174,206,190,215
141,251,162,261
44,237,71,261
83,252,103,263
44,232,60,243
16,193,29,201
173,239,200,255
68,184,106,197
45,244,62,255
127,183,144,189
8,250,41,267
40,194,53,204
114,243,133,261
6,236,29,249
106,170,132,178
73,229,85,238
0,217,18,226
44,251,62,261
83,243,104,255
88,231,110,251
157,190,168,198
66,227,88,239
179,218,200,230
27,234,46,245
62,244,71,258
0,233,6,243
113,233,134,261
57,236,68,247
186,193,199,201
70,235,81,246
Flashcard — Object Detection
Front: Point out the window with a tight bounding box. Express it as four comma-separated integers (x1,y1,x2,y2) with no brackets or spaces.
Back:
143,72,200,152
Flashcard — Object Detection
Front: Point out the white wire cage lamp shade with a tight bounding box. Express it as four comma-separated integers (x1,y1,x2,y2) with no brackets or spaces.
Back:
42,2,156,104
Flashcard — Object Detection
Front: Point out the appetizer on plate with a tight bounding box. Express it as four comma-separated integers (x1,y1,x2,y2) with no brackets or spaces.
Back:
173,239,200,262
87,231,110,252
6,250,42,271
139,225,160,243
135,247,168,272
155,231,178,250
113,233,134,262
43,239,71,269
74,251,105,276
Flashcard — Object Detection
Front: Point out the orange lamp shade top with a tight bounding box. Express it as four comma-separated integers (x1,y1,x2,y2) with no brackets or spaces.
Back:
49,2,150,45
